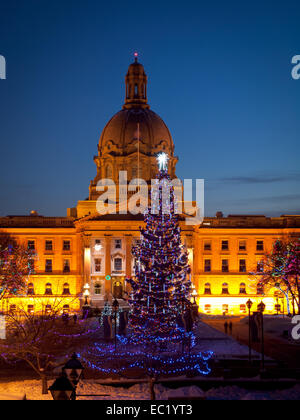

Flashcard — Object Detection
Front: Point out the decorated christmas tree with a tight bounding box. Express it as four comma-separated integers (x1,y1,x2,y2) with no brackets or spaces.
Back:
128,152,192,346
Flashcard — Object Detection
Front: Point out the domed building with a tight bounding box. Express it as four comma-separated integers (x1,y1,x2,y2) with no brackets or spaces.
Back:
89,56,178,201
0,58,299,316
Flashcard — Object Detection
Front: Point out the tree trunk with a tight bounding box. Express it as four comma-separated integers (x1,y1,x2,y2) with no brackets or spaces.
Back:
41,374,48,395
149,377,156,401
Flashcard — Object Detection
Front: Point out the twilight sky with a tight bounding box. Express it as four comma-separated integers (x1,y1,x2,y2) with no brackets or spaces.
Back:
0,0,299,217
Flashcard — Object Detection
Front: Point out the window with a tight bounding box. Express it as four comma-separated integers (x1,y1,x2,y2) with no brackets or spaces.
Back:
27,283,35,295
45,305,52,315
221,240,229,251
222,283,229,295
257,282,264,295
204,304,211,314
27,305,34,315
204,283,211,295
257,261,264,272
240,304,247,314
94,239,102,252
63,240,71,251
114,258,122,271
222,259,229,272
222,304,229,314
239,259,247,273
204,259,211,272
63,305,70,314
256,241,264,251
28,240,35,251
204,241,212,251
94,283,101,295
9,304,16,313
239,240,247,251
45,259,52,273
115,239,122,249
63,260,70,273
45,240,53,251
62,283,70,295
45,283,52,295
239,283,247,294
94,258,101,273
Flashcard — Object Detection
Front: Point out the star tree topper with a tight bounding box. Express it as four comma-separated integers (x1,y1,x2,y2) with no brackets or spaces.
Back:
157,152,169,171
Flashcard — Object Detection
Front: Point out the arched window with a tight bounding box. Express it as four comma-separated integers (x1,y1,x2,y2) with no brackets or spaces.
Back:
62,283,70,295
27,305,34,315
94,283,101,295
63,305,70,314
222,283,229,295
257,282,264,296
27,283,35,295
239,283,247,294
204,283,211,295
240,304,246,314
45,283,52,295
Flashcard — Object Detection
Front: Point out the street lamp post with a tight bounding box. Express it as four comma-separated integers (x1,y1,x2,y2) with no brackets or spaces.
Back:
63,353,85,401
246,299,253,363
258,301,266,371
112,298,119,352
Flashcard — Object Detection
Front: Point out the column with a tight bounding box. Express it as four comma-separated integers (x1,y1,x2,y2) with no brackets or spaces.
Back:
105,236,112,295
125,235,133,293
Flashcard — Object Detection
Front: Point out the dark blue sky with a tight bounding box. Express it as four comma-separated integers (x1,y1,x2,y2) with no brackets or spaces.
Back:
0,0,299,217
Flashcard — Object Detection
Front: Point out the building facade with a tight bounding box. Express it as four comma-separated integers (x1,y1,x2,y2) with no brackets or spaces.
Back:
1,58,300,316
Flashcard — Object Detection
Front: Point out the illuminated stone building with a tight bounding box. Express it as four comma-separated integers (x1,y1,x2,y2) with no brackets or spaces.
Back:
1,58,300,316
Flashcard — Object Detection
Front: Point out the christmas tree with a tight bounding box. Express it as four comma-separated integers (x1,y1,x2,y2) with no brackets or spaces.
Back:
128,152,192,346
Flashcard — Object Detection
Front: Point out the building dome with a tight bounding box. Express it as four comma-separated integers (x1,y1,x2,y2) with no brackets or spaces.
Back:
89,56,178,200
98,108,174,157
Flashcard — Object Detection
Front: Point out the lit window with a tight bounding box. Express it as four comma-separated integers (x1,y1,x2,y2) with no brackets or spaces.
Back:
45,240,53,251
239,259,247,273
63,240,71,251
239,240,247,251
257,282,264,295
45,259,52,273
222,304,229,314
204,241,212,251
62,283,70,295
27,305,34,315
239,283,247,294
204,259,211,272
240,304,247,314
204,304,211,314
63,260,70,273
45,283,52,295
94,283,101,295
27,283,35,295
222,283,229,295
45,305,52,315
256,241,264,251
94,258,101,273
222,259,229,273
63,305,70,314
115,239,122,249
114,258,122,271
28,240,35,251
257,261,264,272
204,283,211,295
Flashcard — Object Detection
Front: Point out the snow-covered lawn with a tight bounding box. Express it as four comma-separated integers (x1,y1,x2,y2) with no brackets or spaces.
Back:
1,379,300,400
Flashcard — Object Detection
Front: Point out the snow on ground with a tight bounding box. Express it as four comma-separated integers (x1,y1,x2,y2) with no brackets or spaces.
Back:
0,379,300,400
194,321,262,359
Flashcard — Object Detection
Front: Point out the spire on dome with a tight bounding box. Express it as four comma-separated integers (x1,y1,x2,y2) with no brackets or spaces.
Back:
123,53,149,110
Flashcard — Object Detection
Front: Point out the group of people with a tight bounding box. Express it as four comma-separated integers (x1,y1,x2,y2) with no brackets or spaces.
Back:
224,321,233,335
